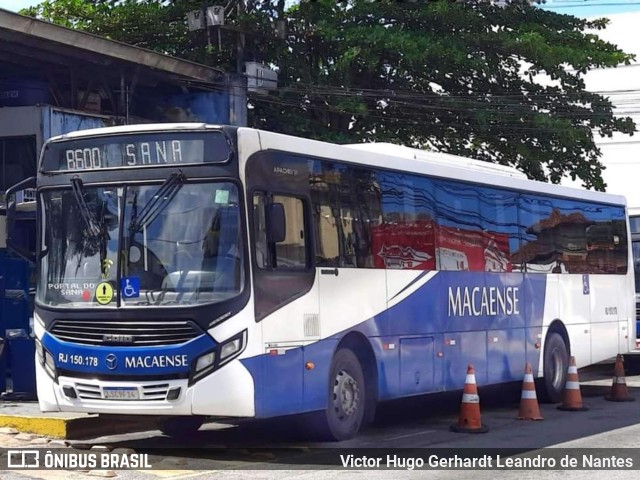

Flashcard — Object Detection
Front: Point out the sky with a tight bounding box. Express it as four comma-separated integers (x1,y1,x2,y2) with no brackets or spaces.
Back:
541,0,640,16
3,0,640,17
1,0,38,12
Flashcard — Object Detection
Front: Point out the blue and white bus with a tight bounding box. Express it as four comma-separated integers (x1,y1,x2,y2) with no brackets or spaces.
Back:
21,124,635,440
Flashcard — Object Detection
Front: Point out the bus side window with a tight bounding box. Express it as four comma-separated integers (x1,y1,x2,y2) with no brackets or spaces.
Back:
272,195,307,269
253,193,269,268
312,203,339,267
252,193,308,270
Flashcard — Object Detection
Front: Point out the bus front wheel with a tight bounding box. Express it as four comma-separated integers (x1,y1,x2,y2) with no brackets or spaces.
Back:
539,332,569,403
311,348,366,441
159,416,204,437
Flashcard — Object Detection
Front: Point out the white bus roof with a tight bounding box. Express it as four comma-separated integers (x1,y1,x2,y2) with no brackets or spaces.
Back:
253,128,627,207
344,143,528,180
46,122,213,142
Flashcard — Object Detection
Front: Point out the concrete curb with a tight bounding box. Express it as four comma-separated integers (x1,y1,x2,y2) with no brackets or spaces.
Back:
0,413,159,439
0,413,82,438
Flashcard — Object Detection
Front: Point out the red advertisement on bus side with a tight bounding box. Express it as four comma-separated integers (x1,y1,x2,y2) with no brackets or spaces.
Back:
372,221,511,272
372,220,436,270
436,225,512,272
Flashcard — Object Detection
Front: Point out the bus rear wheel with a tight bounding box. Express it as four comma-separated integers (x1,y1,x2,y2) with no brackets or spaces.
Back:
159,416,204,437
539,332,569,403
311,348,366,441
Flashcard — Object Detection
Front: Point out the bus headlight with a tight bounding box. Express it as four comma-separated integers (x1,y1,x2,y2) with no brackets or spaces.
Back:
195,352,215,372
191,350,216,384
189,330,247,385
219,331,246,366
44,350,57,379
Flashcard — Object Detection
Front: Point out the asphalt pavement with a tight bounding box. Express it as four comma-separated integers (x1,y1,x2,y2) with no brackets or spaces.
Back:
2,357,640,479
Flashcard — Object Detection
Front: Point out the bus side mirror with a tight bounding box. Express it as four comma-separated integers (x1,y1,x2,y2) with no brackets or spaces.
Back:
5,176,37,265
267,203,286,244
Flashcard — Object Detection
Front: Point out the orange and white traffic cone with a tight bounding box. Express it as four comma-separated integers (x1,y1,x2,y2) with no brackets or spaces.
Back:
557,356,588,411
605,354,635,402
450,364,489,433
517,363,544,420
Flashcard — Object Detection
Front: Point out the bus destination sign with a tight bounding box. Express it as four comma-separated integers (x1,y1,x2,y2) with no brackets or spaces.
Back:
66,140,191,170
42,131,230,172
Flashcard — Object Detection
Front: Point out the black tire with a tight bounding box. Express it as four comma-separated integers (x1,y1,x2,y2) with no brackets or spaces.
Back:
310,348,366,441
538,332,569,403
159,416,204,437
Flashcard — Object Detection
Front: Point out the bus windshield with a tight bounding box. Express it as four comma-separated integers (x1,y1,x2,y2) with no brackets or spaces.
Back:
38,181,244,307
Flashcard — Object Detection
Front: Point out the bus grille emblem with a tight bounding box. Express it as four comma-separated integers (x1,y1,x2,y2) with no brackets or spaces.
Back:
105,354,117,370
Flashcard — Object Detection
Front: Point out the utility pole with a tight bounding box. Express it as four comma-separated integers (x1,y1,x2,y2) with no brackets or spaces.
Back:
236,0,245,77
231,0,247,127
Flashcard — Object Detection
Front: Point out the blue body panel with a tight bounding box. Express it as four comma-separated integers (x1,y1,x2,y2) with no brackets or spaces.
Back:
240,338,339,417
41,332,216,376
242,347,304,417
398,337,435,395
243,271,547,417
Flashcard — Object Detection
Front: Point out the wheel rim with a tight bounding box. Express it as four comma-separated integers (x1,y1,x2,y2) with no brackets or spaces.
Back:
332,369,360,420
550,347,564,390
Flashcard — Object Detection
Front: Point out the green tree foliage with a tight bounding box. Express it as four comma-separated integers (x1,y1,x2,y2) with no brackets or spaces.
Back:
23,0,636,190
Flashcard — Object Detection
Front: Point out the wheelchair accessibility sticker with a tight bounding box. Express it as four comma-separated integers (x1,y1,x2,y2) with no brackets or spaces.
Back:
121,277,140,299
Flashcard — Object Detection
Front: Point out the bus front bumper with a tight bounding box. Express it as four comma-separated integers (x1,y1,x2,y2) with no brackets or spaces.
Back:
37,360,256,417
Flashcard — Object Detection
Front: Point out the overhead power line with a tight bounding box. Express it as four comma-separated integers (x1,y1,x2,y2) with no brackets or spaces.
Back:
191,76,640,120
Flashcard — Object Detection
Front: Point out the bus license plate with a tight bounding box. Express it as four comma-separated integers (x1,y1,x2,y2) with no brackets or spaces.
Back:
103,387,139,400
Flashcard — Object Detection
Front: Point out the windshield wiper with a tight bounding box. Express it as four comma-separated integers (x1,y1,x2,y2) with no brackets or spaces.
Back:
70,177,101,237
129,171,186,234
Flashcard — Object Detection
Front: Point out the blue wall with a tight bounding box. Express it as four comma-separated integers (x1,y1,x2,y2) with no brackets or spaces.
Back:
42,107,109,143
